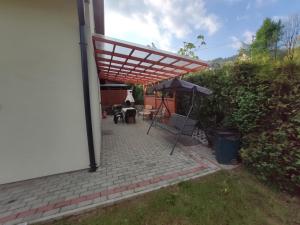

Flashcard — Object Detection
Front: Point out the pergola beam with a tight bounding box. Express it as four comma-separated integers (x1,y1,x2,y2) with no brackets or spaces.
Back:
100,74,149,84
97,65,169,81
93,35,208,67
95,49,196,73
99,68,164,82
93,34,208,85
95,57,179,78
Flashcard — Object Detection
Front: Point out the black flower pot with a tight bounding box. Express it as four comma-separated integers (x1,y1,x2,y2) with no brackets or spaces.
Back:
213,129,241,164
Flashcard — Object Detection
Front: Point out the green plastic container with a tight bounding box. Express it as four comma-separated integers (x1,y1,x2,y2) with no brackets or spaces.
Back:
214,130,240,164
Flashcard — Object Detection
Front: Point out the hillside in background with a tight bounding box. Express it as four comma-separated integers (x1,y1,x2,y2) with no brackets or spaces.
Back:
207,55,237,68
208,46,300,68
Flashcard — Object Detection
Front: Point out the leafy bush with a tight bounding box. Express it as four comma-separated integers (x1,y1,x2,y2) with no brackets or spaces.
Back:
241,122,300,193
180,59,300,193
241,73,300,193
231,87,267,133
132,85,144,105
177,64,235,129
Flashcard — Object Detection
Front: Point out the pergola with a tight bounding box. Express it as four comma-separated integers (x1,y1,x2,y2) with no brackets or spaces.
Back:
93,34,209,85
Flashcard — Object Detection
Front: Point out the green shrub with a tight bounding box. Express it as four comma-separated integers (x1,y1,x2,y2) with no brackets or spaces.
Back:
240,123,300,193
133,85,144,105
241,74,300,193
231,87,267,133
181,60,300,194
177,66,235,129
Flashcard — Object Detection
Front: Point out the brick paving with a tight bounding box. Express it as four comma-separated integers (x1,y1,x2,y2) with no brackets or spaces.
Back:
0,117,220,225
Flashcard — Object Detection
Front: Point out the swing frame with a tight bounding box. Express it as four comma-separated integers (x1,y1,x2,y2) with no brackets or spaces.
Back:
147,87,197,155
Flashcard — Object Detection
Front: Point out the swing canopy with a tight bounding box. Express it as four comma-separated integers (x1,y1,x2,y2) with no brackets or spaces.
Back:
147,77,212,155
152,77,212,95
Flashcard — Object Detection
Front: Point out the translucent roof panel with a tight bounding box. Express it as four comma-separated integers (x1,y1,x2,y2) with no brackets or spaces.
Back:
114,46,132,55
140,62,152,67
132,50,149,58
147,54,164,61
97,54,111,60
112,56,126,62
93,34,208,84
127,59,140,64
173,60,190,67
160,57,177,64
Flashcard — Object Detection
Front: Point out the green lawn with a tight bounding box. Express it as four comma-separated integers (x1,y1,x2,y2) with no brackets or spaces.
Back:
38,169,300,225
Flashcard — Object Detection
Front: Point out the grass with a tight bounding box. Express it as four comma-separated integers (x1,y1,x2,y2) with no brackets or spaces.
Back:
37,169,300,225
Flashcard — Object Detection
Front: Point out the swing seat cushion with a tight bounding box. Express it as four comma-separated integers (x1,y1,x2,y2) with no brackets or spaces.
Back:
158,123,180,135
158,113,197,136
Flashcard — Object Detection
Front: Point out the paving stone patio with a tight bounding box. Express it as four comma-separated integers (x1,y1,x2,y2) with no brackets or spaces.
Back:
0,117,221,225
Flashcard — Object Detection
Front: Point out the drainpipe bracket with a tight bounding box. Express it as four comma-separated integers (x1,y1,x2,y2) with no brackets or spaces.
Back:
88,165,98,172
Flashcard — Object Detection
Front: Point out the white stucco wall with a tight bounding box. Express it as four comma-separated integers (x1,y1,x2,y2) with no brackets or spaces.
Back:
0,0,101,184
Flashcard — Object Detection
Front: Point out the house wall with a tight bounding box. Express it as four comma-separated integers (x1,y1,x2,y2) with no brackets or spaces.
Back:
101,90,128,109
0,0,101,184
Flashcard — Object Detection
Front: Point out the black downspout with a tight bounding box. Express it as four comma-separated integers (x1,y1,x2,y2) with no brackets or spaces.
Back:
77,0,97,172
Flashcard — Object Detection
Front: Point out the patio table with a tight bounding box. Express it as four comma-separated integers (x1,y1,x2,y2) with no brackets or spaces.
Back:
121,107,137,123
121,107,136,113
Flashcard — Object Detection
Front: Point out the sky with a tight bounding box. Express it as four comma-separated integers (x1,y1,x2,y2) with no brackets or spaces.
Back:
104,0,300,61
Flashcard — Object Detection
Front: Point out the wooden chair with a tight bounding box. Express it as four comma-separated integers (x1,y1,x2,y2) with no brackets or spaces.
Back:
153,107,166,124
138,105,152,120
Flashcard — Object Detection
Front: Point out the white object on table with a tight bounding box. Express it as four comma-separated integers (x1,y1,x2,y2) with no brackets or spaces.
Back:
125,90,135,103
121,107,136,113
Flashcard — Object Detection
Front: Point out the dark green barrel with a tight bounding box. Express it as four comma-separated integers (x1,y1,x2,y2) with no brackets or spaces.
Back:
214,130,240,164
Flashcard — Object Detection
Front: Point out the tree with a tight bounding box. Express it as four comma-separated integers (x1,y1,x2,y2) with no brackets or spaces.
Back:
250,18,283,59
178,35,206,59
147,42,157,49
282,14,300,61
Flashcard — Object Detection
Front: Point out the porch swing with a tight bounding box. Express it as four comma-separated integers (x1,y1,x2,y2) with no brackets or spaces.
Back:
147,77,212,155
